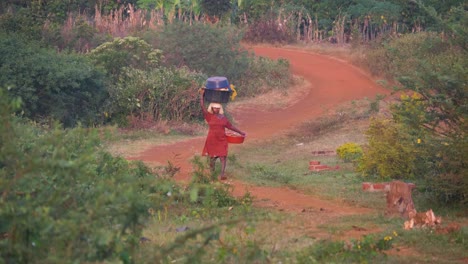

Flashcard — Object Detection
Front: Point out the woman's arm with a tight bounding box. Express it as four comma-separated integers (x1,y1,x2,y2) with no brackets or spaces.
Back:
227,124,246,136
200,89,208,114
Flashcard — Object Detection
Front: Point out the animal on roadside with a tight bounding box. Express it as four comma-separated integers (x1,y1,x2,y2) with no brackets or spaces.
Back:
404,209,442,230
385,180,416,218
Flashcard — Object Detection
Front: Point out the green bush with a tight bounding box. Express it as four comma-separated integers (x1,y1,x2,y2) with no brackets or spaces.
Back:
238,56,293,98
336,142,363,163
357,118,416,180
148,22,250,82
421,135,468,205
88,36,207,126
188,156,243,208
0,33,107,127
0,9,44,40
0,89,166,262
359,43,393,78
88,36,163,77
106,66,206,126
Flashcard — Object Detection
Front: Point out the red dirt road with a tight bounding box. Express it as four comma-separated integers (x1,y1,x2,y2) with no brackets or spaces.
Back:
130,46,389,215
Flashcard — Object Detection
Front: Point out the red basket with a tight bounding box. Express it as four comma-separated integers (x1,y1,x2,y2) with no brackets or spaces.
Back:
226,132,245,144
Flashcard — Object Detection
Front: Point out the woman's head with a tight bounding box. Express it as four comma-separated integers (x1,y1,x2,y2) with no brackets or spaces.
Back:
207,102,224,114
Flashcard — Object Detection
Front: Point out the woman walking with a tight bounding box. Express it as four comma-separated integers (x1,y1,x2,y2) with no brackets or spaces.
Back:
200,91,245,180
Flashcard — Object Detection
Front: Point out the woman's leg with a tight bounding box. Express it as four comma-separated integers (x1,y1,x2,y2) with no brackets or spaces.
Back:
209,157,217,172
219,156,227,180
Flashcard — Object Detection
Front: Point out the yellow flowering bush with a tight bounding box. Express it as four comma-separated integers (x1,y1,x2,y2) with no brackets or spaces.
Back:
336,142,363,163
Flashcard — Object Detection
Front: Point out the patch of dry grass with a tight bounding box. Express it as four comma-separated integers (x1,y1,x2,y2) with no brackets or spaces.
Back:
104,122,206,157
287,98,377,142
228,75,309,112
284,119,370,159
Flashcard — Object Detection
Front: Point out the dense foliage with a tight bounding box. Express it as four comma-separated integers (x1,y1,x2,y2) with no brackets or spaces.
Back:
0,33,107,127
87,36,206,126
0,90,156,262
152,22,249,81
0,24,292,127
89,36,163,77
358,118,417,180
2,0,465,47
356,10,467,205
108,66,205,126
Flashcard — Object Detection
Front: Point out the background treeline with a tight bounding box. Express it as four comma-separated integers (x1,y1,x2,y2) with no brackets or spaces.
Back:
0,0,466,263
1,0,466,47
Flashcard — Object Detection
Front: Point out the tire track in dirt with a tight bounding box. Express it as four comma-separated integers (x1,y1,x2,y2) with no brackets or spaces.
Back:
129,46,389,218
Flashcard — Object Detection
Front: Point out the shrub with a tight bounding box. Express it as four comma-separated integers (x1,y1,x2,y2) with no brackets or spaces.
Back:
88,36,163,77
0,90,166,262
421,135,468,205
105,66,206,126
89,37,207,126
336,142,363,163
149,22,250,81
238,56,293,98
357,118,416,180
0,33,107,127
188,156,247,208
359,44,393,78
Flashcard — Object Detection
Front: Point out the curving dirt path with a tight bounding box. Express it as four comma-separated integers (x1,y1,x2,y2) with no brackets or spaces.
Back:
129,46,389,217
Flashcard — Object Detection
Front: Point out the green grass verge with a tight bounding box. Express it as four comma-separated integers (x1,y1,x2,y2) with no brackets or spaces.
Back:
102,96,467,264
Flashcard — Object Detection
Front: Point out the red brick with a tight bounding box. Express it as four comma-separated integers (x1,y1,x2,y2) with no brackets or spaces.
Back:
315,165,330,170
309,165,332,171
362,182,371,190
373,183,386,190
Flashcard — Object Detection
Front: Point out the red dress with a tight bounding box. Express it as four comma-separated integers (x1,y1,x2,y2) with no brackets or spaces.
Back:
202,112,235,157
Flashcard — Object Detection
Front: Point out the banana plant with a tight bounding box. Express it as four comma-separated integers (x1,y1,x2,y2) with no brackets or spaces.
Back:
185,0,202,23
164,0,178,23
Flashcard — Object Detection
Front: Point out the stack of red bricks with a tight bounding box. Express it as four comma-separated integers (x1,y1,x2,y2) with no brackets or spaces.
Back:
308,161,340,172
